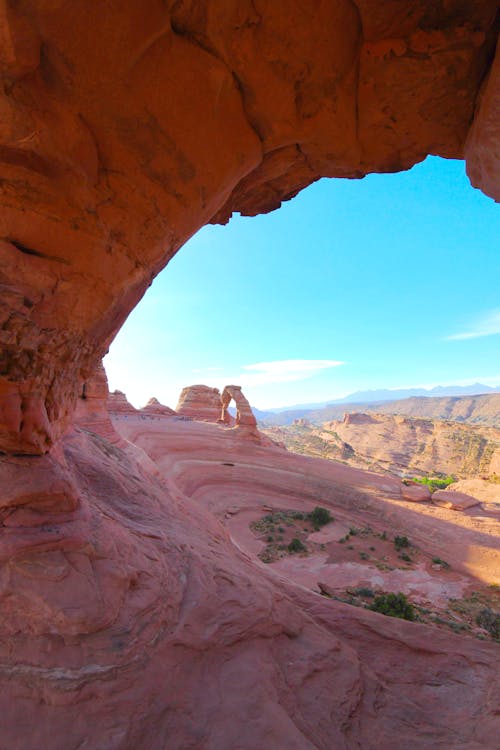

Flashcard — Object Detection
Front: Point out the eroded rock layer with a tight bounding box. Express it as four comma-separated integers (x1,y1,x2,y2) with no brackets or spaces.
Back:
176,384,222,421
0,1,498,453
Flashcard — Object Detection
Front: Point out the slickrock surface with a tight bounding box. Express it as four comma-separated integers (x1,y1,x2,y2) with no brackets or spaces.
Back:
449,478,500,504
176,385,222,422
1,386,499,748
0,2,498,453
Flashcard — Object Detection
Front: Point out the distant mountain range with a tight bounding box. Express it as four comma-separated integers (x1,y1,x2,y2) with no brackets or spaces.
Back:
254,386,500,428
260,383,500,415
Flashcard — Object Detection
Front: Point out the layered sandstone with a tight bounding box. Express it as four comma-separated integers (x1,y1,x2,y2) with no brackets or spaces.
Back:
221,385,257,428
108,390,137,417
140,397,176,417
176,385,222,422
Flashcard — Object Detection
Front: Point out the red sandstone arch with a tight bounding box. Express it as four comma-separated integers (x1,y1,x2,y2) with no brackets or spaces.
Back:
0,2,498,455
220,385,257,428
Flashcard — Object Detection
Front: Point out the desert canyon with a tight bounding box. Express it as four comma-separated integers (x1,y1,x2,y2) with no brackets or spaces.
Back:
0,2,499,748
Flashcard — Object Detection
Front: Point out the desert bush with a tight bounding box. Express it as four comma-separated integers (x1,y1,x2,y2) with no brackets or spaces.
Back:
394,535,410,550
476,608,500,640
308,507,332,527
370,592,415,621
288,538,306,553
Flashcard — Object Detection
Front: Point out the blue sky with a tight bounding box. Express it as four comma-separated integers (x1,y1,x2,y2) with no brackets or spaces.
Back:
104,157,500,409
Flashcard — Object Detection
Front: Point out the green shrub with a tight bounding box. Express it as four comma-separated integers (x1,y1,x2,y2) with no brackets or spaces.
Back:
370,592,415,621
394,535,410,550
308,507,332,527
400,552,411,562
266,535,274,542
432,557,450,568
412,475,455,493
288,538,306,553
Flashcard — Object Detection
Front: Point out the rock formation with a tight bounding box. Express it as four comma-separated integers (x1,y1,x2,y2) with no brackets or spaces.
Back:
108,390,137,417
1,3,499,748
221,385,257,428
176,384,222,422
401,481,432,502
432,489,481,511
140,397,177,417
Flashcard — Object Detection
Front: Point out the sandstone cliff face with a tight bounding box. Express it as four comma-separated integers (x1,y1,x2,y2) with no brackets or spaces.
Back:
0,1,498,454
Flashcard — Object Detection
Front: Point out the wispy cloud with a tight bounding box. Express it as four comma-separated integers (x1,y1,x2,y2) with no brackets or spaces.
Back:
205,359,345,388
446,309,500,341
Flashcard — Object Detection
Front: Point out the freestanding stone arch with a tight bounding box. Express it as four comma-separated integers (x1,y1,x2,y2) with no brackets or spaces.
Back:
220,385,257,428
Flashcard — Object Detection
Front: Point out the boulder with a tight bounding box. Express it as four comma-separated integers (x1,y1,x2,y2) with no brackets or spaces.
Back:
432,489,481,511
401,483,431,502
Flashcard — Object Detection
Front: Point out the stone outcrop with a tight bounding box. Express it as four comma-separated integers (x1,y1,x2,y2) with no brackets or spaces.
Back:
108,390,137,417
176,385,222,422
432,489,481,511
0,2,498,455
140,397,176,417
401,482,432,502
221,385,257,428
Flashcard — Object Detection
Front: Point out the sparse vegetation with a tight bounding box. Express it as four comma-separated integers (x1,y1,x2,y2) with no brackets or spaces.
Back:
288,537,306,553
370,592,416,621
394,535,410,550
432,557,450,568
308,506,333,528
